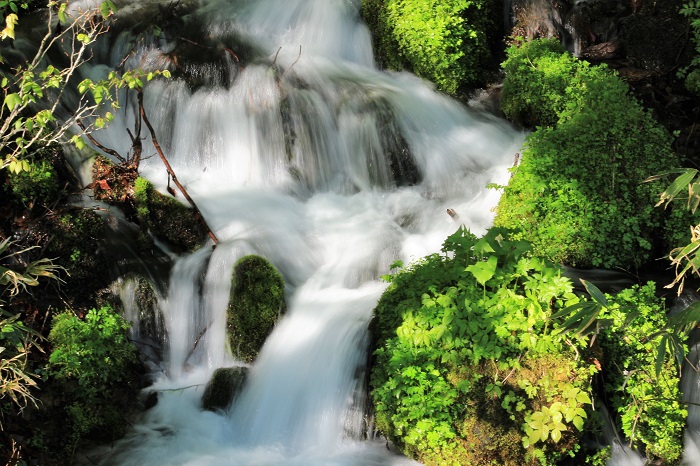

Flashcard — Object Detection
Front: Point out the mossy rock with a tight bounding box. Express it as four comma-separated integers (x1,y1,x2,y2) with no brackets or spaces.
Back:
226,255,286,363
201,366,248,412
133,177,207,253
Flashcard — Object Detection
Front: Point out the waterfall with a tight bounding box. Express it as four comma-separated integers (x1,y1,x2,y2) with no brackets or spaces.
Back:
80,0,524,464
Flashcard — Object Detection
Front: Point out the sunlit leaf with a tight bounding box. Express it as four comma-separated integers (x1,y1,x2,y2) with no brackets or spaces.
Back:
581,279,608,307
4,92,21,111
466,255,497,286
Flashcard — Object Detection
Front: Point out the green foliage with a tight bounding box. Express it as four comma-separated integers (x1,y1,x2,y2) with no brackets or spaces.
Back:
500,39,575,127
648,168,700,294
361,0,492,94
0,237,63,298
680,1,700,95
227,255,286,363
495,39,681,269
599,284,686,463
554,280,688,463
6,157,59,207
585,446,611,466
369,227,595,465
48,306,137,393
0,310,41,418
1,0,170,172
48,305,140,454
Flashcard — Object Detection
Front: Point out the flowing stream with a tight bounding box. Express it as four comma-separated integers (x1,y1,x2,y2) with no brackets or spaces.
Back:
77,0,524,464
56,1,700,465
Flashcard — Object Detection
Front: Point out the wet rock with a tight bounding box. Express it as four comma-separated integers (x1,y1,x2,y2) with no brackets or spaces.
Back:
201,366,249,412
580,39,623,61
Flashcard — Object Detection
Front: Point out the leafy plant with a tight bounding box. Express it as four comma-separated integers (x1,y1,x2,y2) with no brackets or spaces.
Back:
6,157,59,207
600,284,686,463
48,305,137,393
1,237,63,297
646,168,700,294
554,280,689,464
0,0,170,174
500,38,578,127
0,310,41,418
0,237,62,426
48,305,140,455
369,227,595,465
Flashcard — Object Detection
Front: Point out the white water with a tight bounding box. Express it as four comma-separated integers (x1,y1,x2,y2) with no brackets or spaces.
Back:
81,0,524,464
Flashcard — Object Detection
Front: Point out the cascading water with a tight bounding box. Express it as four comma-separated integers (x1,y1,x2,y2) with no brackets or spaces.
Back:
74,0,525,464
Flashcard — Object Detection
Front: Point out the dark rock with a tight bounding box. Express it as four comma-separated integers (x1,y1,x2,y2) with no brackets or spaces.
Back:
201,366,248,412
580,40,623,61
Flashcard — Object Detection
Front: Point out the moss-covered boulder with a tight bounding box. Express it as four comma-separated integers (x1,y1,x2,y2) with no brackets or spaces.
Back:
201,366,248,412
132,177,208,253
361,0,498,95
226,255,286,363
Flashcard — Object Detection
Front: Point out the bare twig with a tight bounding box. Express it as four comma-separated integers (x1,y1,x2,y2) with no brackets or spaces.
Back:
282,45,302,77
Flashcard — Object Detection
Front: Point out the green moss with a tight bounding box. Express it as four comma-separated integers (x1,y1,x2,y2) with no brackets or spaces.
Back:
226,255,286,363
6,158,60,209
44,209,109,308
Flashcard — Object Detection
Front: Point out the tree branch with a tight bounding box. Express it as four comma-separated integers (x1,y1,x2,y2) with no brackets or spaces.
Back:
76,117,127,163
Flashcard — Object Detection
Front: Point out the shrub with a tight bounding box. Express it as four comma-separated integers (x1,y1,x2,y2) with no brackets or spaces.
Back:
43,208,109,307
495,39,681,269
227,255,286,363
369,227,596,465
48,305,140,455
362,0,493,94
48,305,138,396
500,39,582,127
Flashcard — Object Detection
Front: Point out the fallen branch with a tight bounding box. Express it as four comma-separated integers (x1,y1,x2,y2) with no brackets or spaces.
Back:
137,89,219,245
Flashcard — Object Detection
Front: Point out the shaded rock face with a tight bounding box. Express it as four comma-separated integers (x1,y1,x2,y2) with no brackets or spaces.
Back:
201,366,249,412
508,0,687,64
